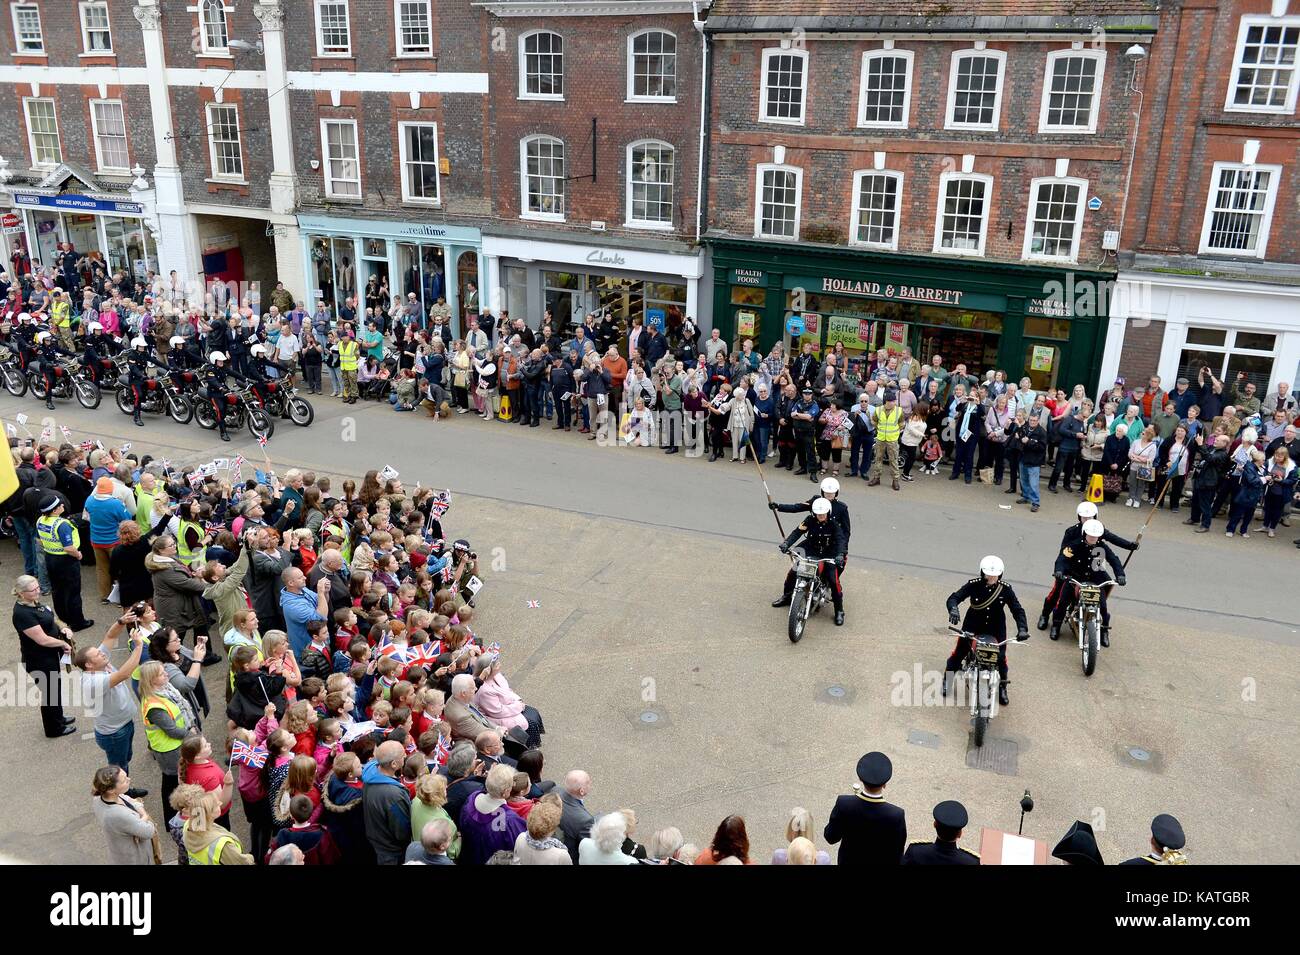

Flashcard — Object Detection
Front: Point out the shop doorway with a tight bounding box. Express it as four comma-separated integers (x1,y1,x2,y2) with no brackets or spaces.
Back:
32,211,60,265
456,251,478,336
1022,341,1063,393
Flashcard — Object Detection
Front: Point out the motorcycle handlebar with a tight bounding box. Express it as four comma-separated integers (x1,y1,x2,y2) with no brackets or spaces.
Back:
1061,577,1117,589
947,626,1014,647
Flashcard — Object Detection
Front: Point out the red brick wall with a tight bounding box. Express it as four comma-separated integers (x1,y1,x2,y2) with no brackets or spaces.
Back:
1116,318,1167,383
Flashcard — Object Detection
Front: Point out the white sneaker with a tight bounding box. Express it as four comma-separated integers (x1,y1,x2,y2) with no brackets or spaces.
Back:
1225,531,1234,537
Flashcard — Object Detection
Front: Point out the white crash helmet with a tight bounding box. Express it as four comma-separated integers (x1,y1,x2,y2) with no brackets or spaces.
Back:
979,555,1004,578
87,321,104,332
1081,518,1105,539
169,336,185,347
820,477,840,496
209,351,227,363
35,329,52,342
811,497,832,516
1076,501,1098,520
131,336,149,349
250,343,267,357
17,312,32,324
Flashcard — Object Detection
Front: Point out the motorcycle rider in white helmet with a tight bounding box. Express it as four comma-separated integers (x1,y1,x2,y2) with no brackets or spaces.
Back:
1050,518,1126,647
1036,500,1138,630
124,335,162,426
202,352,236,441
80,320,118,386
33,328,74,410
774,496,847,626
770,476,851,558
944,555,1029,705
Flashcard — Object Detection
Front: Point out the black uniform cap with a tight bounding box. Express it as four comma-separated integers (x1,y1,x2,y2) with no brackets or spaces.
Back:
1051,820,1105,865
1151,814,1185,851
855,751,892,787
933,800,968,829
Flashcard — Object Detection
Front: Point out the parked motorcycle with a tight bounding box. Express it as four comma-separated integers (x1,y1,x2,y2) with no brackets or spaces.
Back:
113,372,193,424
0,348,27,397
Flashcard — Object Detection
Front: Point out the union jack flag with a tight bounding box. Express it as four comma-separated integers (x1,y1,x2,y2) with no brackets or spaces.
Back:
230,739,268,769
429,490,451,518
376,635,412,665
434,734,451,766
59,425,73,441
408,640,443,668
257,434,268,447
526,600,540,609
484,642,501,654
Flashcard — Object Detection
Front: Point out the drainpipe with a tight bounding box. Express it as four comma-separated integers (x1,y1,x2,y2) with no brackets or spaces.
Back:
693,1,711,245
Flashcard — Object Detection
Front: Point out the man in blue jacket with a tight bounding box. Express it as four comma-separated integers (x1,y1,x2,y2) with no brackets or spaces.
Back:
278,566,329,657
362,741,413,865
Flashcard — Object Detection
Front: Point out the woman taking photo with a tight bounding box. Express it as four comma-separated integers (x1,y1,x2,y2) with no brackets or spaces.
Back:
146,535,212,660
900,403,928,482
92,765,157,865
139,660,197,818
1157,424,1192,513
1127,425,1161,508
149,627,210,728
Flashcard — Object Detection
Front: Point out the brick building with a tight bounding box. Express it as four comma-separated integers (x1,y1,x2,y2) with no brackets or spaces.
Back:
1103,0,1300,399
474,0,710,334
703,0,1159,393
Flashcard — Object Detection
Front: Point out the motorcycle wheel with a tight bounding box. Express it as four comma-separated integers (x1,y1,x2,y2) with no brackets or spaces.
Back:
2,366,26,397
75,379,101,410
114,386,134,415
194,400,217,430
787,582,808,643
974,713,988,748
167,393,193,425
248,407,275,441
1082,617,1099,677
288,396,314,427
28,374,47,400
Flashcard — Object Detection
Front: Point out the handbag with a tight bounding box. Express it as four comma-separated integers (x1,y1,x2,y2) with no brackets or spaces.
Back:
1102,473,1124,495
1136,465,1154,482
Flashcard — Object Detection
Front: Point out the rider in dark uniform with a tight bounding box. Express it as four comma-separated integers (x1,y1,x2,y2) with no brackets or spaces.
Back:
1050,518,1126,646
202,351,238,442
81,321,120,387
1037,500,1137,630
34,329,74,410
823,752,907,865
11,313,38,371
125,335,168,427
166,335,199,371
771,476,851,552
1119,814,1188,865
773,497,846,626
944,554,1029,705
246,342,290,414
902,800,980,866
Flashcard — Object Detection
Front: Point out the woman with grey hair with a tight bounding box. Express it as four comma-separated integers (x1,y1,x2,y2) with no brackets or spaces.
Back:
645,826,686,864
578,811,639,865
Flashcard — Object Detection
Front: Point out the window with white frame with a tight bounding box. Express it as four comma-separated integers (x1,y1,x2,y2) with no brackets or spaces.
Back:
934,173,992,255
321,119,361,198
315,1,351,57
395,1,431,56
1226,17,1300,113
850,170,903,249
946,50,1005,130
12,4,43,54
23,98,60,166
520,31,564,99
628,30,676,100
1198,162,1281,258
90,100,129,172
1178,327,1278,394
522,136,565,219
1023,177,1087,262
755,164,802,239
200,0,230,54
80,2,112,53
761,49,808,124
857,50,912,128
627,141,674,227
1039,50,1104,132
206,103,244,180
398,122,440,204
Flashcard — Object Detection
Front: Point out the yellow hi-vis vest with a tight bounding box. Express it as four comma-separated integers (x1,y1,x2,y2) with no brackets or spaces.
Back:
338,339,360,372
177,519,205,567
185,823,240,865
52,300,71,328
876,406,903,443
141,694,187,754
135,489,156,530
37,514,79,555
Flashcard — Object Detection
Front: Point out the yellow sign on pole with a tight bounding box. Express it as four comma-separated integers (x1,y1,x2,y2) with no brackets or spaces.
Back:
736,310,756,337
1030,345,1055,372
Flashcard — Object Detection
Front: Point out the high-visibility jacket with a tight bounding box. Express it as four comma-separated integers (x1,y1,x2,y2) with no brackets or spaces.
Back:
177,519,205,567
876,406,903,443
322,520,351,562
141,693,187,754
185,823,240,865
338,339,360,372
37,514,79,555
134,489,156,531
52,300,72,328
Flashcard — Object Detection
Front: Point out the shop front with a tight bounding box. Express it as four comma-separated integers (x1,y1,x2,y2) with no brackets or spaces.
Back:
297,214,482,334
712,239,1108,393
4,164,158,280
481,233,705,343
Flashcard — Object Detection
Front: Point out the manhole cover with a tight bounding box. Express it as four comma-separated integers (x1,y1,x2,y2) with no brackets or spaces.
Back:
1118,744,1162,772
819,684,856,705
639,711,659,724
965,736,1019,775
1128,747,1150,762
630,707,669,729
827,685,846,698
907,729,941,749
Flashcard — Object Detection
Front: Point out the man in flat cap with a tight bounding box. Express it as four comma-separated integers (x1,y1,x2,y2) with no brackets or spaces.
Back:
902,800,980,865
823,751,907,865
1120,813,1188,865
1052,820,1105,866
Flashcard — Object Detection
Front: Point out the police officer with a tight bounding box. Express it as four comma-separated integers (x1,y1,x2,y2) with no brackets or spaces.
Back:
1050,518,1125,646
1119,814,1188,865
823,751,907,865
773,497,846,626
1036,501,1138,630
36,493,93,632
901,800,980,865
33,329,71,410
771,476,851,551
790,386,822,481
203,351,237,442
944,555,1029,705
